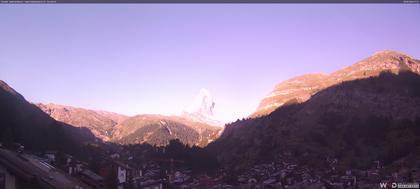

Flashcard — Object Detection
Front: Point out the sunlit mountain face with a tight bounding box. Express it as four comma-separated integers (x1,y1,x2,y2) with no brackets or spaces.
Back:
36,103,222,147
251,51,420,117
36,103,128,141
182,88,223,127
34,88,224,147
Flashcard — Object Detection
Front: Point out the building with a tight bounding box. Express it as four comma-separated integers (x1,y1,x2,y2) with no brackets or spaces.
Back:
98,159,132,189
0,148,91,189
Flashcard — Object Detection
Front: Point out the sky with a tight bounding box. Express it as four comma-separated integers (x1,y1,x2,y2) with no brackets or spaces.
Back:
0,4,419,123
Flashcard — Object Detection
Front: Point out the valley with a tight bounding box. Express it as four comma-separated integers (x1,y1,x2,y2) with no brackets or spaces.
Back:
1,51,420,188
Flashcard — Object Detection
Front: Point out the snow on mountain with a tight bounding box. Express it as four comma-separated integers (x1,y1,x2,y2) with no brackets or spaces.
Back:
182,88,223,127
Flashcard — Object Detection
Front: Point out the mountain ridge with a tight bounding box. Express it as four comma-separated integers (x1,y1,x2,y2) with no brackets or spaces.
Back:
252,50,420,117
35,103,222,146
0,80,97,156
36,103,128,141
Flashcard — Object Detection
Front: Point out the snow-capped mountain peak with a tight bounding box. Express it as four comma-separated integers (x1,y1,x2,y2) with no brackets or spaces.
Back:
182,88,222,126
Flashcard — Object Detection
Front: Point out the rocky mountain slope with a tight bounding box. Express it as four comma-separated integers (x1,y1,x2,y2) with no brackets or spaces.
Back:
112,114,221,147
252,51,420,117
209,51,420,171
36,103,128,141
36,103,221,146
0,80,96,154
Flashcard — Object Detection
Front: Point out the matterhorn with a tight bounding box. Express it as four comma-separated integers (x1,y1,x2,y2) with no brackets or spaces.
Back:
182,88,223,126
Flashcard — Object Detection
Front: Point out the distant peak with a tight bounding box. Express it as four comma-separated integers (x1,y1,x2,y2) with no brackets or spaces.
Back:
182,88,222,126
186,88,215,116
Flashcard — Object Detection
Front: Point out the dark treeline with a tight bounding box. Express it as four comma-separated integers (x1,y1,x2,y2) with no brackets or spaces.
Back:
120,139,220,172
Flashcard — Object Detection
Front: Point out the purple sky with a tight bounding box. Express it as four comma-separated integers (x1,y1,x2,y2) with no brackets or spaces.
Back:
1,4,419,123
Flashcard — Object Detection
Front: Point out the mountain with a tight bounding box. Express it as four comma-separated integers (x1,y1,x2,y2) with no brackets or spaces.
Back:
112,114,221,147
252,50,420,117
36,103,128,141
252,73,330,117
182,88,223,126
209,51,420,171
35,103,221,147
0,80,96,155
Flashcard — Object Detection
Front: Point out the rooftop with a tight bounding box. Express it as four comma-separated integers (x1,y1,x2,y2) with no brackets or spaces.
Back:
0,148,92,189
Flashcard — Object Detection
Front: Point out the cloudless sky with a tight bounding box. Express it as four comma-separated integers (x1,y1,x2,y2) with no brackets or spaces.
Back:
0,4,419,123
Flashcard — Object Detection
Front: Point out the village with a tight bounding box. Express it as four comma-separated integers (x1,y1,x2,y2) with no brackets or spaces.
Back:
1,143,419,189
